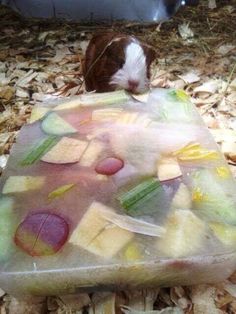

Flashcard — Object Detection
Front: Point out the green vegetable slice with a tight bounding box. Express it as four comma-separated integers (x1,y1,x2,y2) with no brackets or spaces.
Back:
41,112,77,135
20,136,59,166
117,178,164,216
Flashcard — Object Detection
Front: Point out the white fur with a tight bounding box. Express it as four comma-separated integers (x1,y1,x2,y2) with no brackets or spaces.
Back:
110,40,149,93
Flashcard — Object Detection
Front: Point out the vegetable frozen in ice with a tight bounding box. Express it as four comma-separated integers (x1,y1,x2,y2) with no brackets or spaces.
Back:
158,209,208,258
20,136,59,165
157,157,182,182
92,108,123,121
171,183,192,209
41,112,77,135
117,178,165,216
41,137,88,164
28,106,50,124
69,202,133,258
95,157,124,175
191,169,236,224
168,89,190,102
0,197,16,261
1,88,236,295
173,142,219,161
79,140,105,167
2,176,45,194
15,212,69,256
124,243,142,261
209,222,236,247
53,90,129,111
48,184,75,201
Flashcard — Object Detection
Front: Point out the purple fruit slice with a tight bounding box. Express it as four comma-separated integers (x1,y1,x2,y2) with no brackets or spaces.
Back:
15,212,69,256
95,157,124,175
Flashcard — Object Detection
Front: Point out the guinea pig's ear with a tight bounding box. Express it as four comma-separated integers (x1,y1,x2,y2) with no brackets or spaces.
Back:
142,44,157,66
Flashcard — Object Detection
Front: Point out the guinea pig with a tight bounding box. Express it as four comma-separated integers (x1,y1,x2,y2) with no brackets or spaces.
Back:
82,32,156,94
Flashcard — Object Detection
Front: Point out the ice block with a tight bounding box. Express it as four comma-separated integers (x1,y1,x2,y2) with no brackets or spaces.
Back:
0,88,236,297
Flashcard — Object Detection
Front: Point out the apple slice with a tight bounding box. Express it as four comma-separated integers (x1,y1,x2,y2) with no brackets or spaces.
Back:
41,137,88,164
2,176,45,194
171,183,192,209
158,209,207,258
69,202,133,258
41,112,77,135
79,140,105,167
157,157,182,182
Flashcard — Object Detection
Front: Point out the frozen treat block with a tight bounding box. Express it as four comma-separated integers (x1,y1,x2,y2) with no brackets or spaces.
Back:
0,88,236,296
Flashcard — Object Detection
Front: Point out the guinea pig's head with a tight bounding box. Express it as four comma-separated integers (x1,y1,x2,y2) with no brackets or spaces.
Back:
104,37,156,94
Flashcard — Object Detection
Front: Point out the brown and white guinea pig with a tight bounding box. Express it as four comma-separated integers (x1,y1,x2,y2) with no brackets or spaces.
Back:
82,33,156,94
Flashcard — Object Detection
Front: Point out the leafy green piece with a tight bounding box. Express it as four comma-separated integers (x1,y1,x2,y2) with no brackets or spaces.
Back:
20,136,59,166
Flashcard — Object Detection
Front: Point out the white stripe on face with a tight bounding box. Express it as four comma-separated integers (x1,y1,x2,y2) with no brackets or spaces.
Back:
110,40,149,94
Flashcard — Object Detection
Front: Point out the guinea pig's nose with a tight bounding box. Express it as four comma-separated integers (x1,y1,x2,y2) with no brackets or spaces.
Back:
127,79,139,92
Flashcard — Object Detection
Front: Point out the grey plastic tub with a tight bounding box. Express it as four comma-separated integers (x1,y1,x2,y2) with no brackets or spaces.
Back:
1,0,183,22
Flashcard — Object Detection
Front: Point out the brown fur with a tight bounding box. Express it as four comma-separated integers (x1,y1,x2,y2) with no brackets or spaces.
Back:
83,32,156,93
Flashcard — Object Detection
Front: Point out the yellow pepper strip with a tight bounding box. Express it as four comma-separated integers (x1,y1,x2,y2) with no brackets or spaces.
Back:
192,187,209,202
48,184,75,201
173,142,219,161
215,166,231,179
172,142,201,157
124,243,142,261
175,89,190,102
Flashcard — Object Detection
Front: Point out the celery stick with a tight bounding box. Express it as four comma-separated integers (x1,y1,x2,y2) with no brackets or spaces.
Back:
20,136,59,166
117,178,164,216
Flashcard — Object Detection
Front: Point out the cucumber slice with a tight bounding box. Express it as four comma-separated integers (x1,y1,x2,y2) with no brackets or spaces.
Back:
41,112,77,135
117,178,165,216
20,136,58,166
